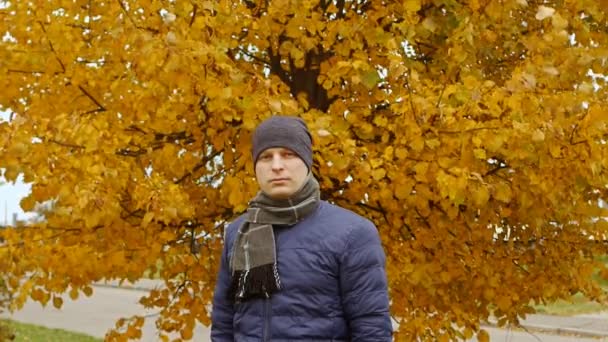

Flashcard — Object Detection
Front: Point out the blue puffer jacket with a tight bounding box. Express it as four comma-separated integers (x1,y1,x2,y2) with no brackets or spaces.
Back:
211,201,392,341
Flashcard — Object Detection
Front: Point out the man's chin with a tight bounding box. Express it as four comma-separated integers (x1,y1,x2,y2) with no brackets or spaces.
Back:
267,189,295,200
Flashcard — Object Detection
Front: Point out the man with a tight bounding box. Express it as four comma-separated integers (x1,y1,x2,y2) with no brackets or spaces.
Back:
211,115,392,341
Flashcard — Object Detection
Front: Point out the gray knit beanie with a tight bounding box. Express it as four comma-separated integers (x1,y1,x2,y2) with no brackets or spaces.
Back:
252,116,313,170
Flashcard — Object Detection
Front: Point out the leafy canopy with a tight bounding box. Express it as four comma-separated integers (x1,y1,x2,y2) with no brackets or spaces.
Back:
1,0,608,340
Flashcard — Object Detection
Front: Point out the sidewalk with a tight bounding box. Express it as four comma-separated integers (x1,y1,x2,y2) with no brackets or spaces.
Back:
483,312,608,339
94,279,165,292
95,279,608,339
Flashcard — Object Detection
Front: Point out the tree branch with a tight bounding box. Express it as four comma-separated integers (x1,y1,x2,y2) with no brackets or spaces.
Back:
119,200,145,220
267,45,291,87
485,163,507,177
78,85,106,114
230,46,270,66
7,69,46,74
124,125,148,135
38,21,66,73
116,0,160,33
436,82,447,108
415,207,432,229
336,0,346,19
189,4,198,27
174,149,222,184
47,138,85,149
438,126,502,134
115,147,149,157
569,123,587,145
404,72,417,118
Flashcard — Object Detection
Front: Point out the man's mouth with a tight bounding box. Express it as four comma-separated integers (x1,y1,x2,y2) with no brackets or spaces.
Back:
270,178,289,183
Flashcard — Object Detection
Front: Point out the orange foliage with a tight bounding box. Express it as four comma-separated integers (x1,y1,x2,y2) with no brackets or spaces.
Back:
1,0,607,340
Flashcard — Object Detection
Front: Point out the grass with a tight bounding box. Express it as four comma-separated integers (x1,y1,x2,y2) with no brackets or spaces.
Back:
534,292,608,316
534,257,608,316
142,259,164,279
0,320,102,342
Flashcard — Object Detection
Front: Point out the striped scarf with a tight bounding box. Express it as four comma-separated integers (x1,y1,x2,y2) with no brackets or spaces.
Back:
228,173,320,303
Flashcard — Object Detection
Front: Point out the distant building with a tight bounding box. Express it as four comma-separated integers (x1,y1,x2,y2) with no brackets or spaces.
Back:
0,213,17,228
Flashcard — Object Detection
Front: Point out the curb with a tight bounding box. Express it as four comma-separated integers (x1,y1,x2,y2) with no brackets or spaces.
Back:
517,323,608,339
92,283,608,339
92,282,160,293
482,320,608,339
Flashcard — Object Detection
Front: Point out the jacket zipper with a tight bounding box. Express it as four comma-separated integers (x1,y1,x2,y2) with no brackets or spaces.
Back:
263,226,279,341
263,298,271,341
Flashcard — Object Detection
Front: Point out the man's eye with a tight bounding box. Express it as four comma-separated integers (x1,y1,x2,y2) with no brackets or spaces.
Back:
260,154,272,160
283,152,296,157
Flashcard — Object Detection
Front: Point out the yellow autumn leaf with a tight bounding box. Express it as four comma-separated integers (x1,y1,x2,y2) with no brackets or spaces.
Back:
395,147,408,160
30,289,43,302
370,158,384,169
142,212,155,227
551,13,569,30
372,168,386,181
532,129,545,142
19,195,36,212
53,296,63,309
473,185,490,207
395,181,414,200
549,145,562,158
413,162,429,183
496,295,512,312
477,329,490,342
536,6,555,20
473,148,487,160
425,138,441,149
228,188,244,206
468,0,480,11
493,183,513,203
410,136,425,153
69,287,79,300
383,146,394,160
180,326,194,340
404,0,421,12
83,286,93,297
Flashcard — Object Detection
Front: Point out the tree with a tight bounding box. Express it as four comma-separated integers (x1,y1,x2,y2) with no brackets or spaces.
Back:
1,0,607,340
0,249,15,341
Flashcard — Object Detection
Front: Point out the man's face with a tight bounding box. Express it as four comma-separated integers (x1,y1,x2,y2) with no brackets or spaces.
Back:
255,147,308,200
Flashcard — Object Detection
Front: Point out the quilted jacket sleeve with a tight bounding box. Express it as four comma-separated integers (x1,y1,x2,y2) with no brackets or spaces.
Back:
210,226,236,341
340,220,392,341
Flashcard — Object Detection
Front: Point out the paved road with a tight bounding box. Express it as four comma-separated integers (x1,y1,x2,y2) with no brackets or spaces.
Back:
1,285,605,341
1,286,211,341
472,326,607,341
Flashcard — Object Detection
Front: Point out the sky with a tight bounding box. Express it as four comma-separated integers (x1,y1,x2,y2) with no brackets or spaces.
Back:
0,109,36,225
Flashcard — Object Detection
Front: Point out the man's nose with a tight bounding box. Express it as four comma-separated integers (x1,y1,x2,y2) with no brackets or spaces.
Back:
271,155,285,170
